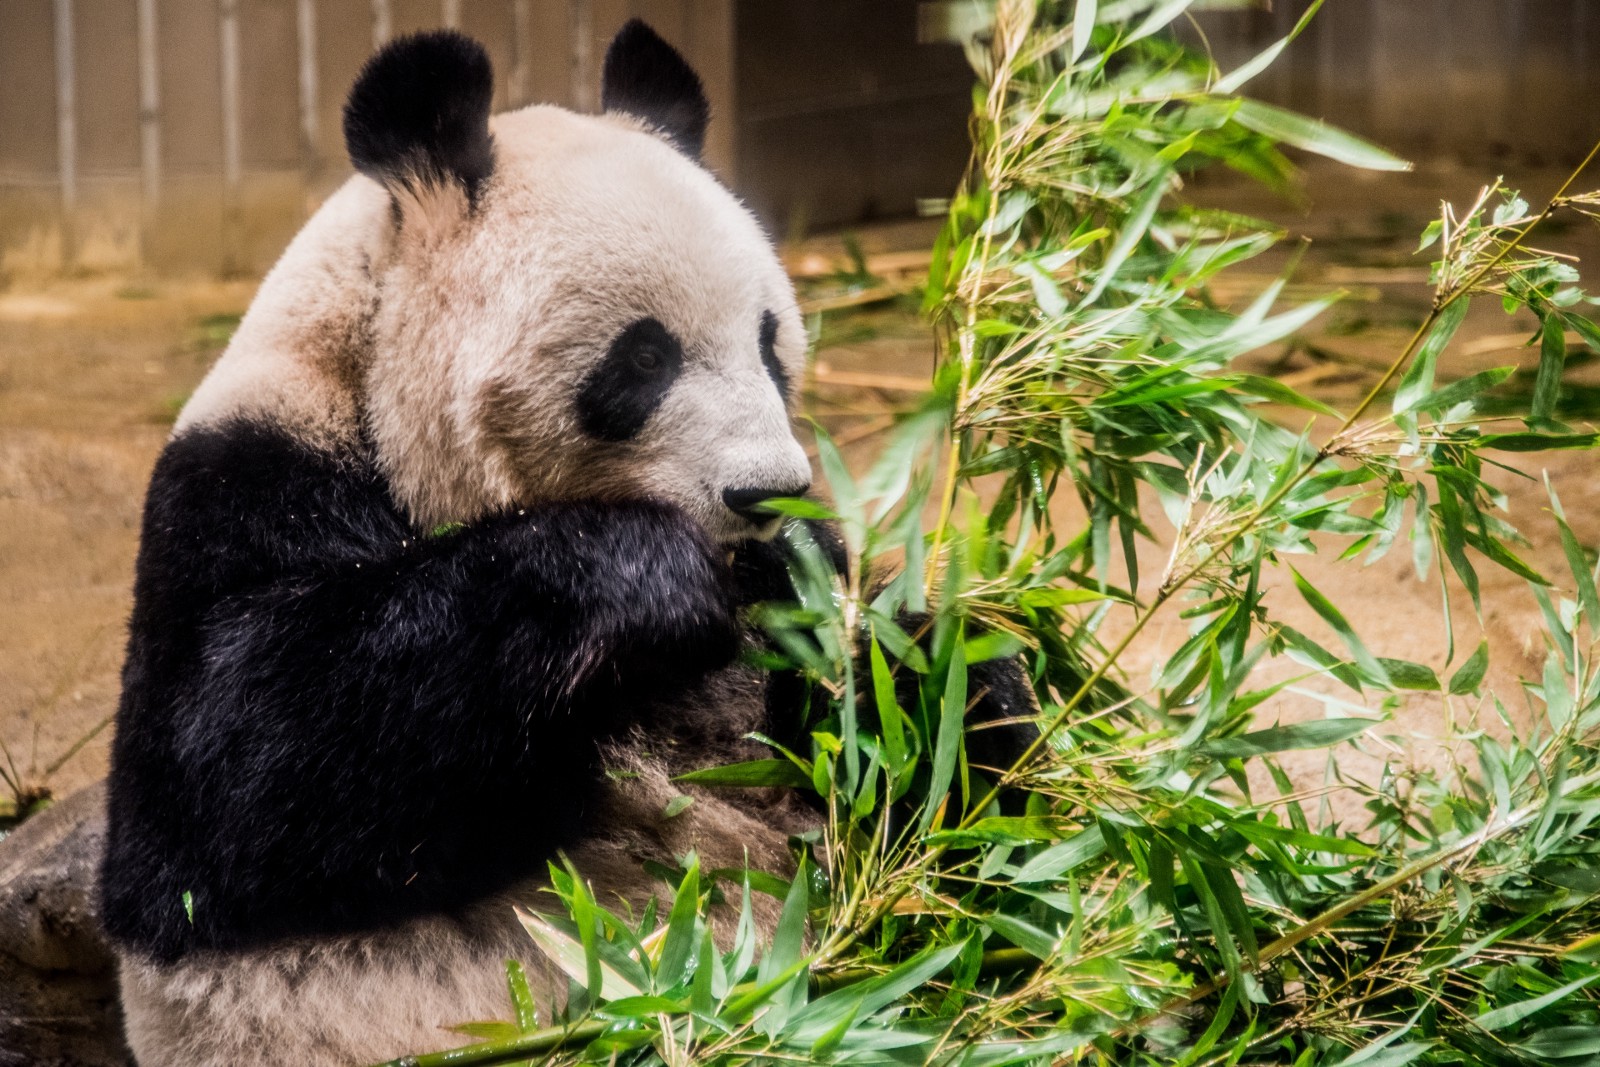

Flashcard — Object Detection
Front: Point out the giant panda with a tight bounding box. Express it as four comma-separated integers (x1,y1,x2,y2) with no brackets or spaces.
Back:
98,24,820,1064
97,22,1034,1067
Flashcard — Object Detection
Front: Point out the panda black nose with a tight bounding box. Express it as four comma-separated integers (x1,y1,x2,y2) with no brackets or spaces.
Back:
723,484,810,524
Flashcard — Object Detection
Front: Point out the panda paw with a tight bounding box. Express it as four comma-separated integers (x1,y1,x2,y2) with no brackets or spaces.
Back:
557,499,742,682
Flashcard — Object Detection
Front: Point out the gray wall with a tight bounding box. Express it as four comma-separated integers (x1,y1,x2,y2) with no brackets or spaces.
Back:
7,1,1598,277
1200,0,1600,167
0,0,740,275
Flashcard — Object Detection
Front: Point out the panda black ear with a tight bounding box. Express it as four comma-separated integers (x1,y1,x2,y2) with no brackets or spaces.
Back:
601,20,709,160
344,30,495,211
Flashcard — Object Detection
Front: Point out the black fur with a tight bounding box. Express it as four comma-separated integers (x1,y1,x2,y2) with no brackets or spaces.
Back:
601,20,710,160
759,311,789,402
576,317,684,442
344,31,495,206
99,419,750,961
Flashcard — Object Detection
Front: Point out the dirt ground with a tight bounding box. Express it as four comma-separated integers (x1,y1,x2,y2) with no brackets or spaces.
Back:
3,159,1599,822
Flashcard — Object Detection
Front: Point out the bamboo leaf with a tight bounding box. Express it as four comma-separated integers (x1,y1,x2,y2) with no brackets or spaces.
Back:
1533,311,1569,420
1229,99,1411,171
1395,297,1470,413
1448,641,1490,695
675,760,813,789
1213,0,1326,93
1200,718,1378,759
1475,973,1600,1031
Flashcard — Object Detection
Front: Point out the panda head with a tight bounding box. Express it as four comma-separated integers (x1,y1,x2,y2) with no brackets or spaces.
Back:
342,23,810,543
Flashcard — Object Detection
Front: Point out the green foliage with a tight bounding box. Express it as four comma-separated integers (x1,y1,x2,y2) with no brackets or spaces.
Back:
382,2,1600,1064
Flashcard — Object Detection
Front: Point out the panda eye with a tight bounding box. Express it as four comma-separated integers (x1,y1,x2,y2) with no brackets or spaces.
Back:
632,346,663,373
577,317,685,442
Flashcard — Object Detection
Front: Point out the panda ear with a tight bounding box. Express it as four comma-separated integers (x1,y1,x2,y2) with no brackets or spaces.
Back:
601,20,709,160
344,30,496,217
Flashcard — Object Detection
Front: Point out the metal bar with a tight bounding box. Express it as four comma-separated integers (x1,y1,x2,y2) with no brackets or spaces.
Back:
372,0,393,49
296,0,320,191
570,0,594,112
136,0,161,212
510,0,533,105
52,0,77,267
219,0,242,272
441,0,461,30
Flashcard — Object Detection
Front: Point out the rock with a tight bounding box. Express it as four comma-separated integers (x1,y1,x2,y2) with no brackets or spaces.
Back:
0,782,130,1067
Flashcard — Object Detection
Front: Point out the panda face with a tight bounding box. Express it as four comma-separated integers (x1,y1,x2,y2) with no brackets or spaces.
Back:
350,28,811,543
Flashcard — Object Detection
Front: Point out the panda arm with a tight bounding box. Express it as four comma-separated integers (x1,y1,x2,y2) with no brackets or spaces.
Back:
102,418,737,959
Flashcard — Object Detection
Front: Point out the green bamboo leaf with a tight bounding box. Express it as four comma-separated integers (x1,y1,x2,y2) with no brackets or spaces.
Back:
869,636,911,784
1395,297,1470,413
1071,0,1097,60
1291,566,1386,683
1533,311,1568,420
1200,718,1378,759
984,912,1060,959
1408,366,1516,414
1375,658,1440,692
1081,168,1170,305
655,859,700,989
1340,1043,1435,1067
662,794,694,819
1230,99,1411,171
928,816,1074,847
515,907,642,1001
789,941,967,1042
1475,973,1600,1031
1517,1026,1600,1060
1478,431,1600,452
754,497,837,520
675,760,813,789
1125,0,1196,44
1233,373,1340,416
1213,0,1325,93
1178,849,1241,975
1201,857,1258,962
1014,826,1107,883
1231,820,1376,857
1448,641,1490,695
1549,485,1600,628
919,637,968,835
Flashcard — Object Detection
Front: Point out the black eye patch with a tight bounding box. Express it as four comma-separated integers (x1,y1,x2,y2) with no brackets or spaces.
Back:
759,311,789,402
577,317,684,442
